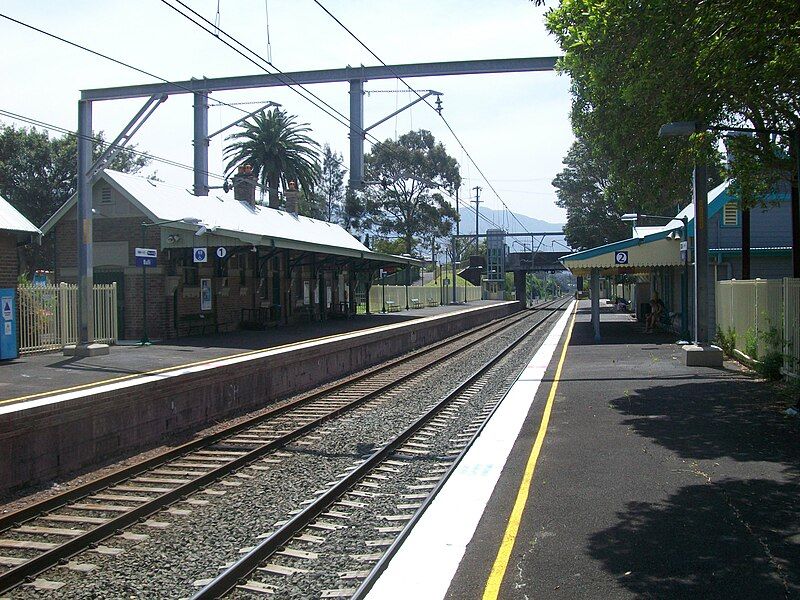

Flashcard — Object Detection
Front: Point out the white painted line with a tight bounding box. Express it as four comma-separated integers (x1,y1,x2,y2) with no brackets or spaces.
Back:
0,302,514,416
366,301,575,600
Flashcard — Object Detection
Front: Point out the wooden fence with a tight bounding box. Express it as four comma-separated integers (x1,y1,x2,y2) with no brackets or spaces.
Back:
715,278,799,378
17,283,118,354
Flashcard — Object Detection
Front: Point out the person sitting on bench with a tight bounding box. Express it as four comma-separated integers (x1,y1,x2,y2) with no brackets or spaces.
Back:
645,292,665,333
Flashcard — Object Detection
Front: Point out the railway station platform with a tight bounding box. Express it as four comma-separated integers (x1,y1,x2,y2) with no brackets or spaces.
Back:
0,302,504,406
0,300,516,496
369,300,800,599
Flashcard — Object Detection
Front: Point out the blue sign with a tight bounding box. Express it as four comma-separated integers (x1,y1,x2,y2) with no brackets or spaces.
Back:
135,256,158,268
614,251,629,265
193,247,208,263
0,290,17,360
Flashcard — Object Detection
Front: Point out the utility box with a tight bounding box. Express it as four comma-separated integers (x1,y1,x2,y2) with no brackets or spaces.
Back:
0,289,18,360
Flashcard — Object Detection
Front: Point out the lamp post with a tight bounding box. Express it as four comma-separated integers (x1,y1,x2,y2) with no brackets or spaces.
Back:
621,212,690,341
139,217,205,345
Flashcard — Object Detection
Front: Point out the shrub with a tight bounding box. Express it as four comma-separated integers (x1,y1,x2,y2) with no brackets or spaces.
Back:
715,326,737,357
757,351,784,380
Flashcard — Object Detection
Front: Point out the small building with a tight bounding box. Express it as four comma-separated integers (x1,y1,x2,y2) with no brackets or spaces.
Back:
41,169,418,340
560,179,794,337
0,194,40,289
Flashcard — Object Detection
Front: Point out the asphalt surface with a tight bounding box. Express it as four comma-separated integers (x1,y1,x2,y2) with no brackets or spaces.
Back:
446,304,800,600
0,301,505,404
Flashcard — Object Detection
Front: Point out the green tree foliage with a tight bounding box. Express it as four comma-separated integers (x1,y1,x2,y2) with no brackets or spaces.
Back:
545,0,799,240
224,108,320,209
553,137,629,250
318,144,346,222
364,130,460,255
372,237,406,255
0,124,150,271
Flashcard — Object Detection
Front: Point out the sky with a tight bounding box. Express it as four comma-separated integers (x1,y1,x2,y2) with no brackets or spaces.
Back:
1,0,573,224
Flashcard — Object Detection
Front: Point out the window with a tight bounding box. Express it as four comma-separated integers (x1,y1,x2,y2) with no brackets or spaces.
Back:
722,202,739,226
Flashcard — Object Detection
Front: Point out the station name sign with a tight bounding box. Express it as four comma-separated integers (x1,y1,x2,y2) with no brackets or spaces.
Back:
135,247,157,268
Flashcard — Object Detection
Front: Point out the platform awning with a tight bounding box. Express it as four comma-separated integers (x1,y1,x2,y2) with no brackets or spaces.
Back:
561,234,682,276
41,170,423,268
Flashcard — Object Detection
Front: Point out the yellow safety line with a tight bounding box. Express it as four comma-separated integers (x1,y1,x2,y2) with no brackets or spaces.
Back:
482,302,577,600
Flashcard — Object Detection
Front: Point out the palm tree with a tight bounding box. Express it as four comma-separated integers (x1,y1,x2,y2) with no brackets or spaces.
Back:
223,108,321,209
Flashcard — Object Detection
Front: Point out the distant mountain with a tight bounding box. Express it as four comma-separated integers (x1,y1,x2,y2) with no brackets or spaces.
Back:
456,207,570,251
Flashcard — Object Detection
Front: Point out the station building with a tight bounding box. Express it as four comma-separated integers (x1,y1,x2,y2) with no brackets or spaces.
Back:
561,179,794,336
0,194,40,289
41,169,418,340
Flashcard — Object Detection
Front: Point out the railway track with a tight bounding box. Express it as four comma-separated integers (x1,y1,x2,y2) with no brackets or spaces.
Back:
0,300,563,595
192,297,573,599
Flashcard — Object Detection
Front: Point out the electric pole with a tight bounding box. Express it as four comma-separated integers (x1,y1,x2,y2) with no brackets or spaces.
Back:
472,186,482,254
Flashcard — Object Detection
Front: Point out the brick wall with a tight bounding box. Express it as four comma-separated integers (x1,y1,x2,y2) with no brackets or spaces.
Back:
49,209,357,340
0,233,18,289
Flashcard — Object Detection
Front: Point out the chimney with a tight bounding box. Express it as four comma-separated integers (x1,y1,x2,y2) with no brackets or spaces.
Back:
233,164,257,207
284,179,300,214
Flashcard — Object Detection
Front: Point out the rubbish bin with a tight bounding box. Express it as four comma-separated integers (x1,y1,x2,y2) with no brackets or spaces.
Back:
0,289,18,360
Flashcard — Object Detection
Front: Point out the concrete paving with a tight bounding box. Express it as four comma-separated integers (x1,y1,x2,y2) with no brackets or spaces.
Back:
0,301,505,405
444,301,800,599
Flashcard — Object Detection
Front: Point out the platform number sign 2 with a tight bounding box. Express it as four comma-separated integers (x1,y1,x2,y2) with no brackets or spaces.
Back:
614,251,629,265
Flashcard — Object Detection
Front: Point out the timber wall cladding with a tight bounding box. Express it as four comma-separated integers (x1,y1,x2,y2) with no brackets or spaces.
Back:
0,302,518,494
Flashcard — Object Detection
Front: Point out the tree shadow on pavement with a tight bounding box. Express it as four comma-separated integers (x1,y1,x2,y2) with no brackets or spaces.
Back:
609,380,799,470
588,478,800,599
593,376,800,598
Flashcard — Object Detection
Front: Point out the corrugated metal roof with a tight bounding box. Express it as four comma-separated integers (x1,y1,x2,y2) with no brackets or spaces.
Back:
39,170,421,266
104,170,370,254
0,194,39,234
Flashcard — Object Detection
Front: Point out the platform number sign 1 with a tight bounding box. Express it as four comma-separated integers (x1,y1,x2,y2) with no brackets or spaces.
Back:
215,247,227,259
193,247,208,263
614,251,629,265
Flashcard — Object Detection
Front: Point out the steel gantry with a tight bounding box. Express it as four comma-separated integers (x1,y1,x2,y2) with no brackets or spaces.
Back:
71,56,557,354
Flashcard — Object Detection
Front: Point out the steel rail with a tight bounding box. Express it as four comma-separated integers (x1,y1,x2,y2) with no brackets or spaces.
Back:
0,304,554,593
0,307,529,532
192,298,570,599
352,297,573,599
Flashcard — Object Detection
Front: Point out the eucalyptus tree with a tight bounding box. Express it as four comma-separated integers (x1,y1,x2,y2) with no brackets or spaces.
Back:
224,108,320,209
364,130,460,255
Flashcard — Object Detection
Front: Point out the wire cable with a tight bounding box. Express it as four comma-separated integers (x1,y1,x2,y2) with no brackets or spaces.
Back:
309,0,532,234
0,12,272,122
0,108,227,181
159,0,382,145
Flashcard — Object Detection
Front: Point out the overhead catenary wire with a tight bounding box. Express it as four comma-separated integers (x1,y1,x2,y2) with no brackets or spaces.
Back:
309,0,532,235
0,11,272,123
0,108,228,181
158,0,382,146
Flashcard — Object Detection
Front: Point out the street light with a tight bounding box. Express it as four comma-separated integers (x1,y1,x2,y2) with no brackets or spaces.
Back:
621,212,690,341
139,217,209,345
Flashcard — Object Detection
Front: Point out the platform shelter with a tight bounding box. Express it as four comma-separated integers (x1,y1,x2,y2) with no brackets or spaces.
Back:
41,169,419,340
560,180,794,341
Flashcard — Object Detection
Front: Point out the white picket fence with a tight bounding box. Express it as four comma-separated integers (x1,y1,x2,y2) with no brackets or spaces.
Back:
365,284,481,313
715,278,800,378
17,283,118,354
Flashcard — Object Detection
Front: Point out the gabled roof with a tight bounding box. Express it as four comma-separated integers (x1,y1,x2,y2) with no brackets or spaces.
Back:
41,170,420,266
0,194,40,235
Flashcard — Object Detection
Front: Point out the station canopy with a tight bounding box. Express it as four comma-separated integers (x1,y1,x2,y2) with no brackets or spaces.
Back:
42,170,421,269
560,181,736,276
